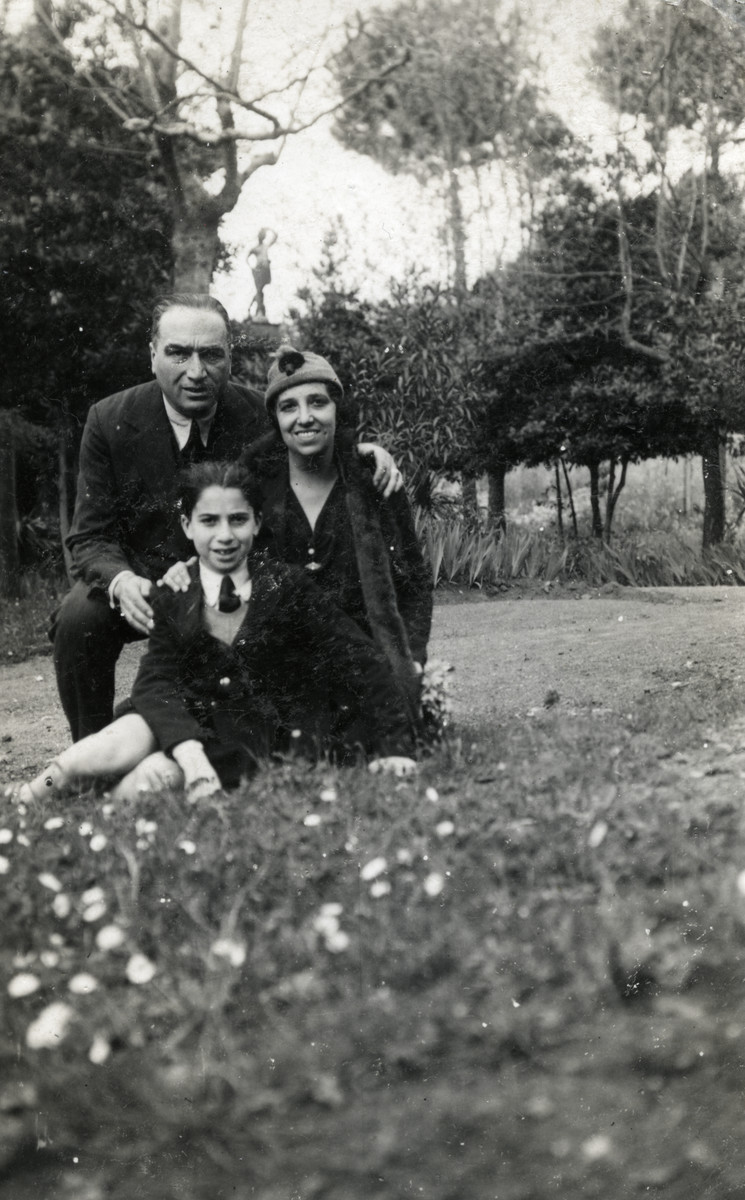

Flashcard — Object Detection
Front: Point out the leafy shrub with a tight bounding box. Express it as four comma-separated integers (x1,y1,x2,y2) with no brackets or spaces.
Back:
417,512,571,588
291,282,481,506
417,512,745,589
574,532,745,587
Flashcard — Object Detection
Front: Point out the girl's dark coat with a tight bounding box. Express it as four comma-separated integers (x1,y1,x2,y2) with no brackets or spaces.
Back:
130,557,415,779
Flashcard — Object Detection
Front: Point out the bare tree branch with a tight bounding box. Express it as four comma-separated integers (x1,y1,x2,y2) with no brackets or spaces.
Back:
120,47,408,148
27,0,408,288
31,8,135,122
282,50,410,135
102,0,283,132
239,149,281,184
674,178,700,290
245,67,329,107
225,0,251,96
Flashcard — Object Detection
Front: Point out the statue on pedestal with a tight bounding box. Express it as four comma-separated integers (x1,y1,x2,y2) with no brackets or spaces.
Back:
247,227,277,321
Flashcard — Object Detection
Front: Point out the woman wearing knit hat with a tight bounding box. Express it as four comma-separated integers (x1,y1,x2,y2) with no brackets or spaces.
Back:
243,344,433,734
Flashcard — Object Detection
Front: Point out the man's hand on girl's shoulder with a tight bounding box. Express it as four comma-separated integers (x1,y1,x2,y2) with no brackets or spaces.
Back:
158,557,197,592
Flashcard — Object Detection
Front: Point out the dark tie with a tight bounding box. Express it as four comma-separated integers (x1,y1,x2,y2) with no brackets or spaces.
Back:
181,421,207,464
218,575,241,613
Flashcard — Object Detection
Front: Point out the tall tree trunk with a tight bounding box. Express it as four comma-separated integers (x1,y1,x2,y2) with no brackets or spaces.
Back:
487,464,507,534
701,425,726,548
172,204,222,291
681,456,691,517
0,414,21,599
447,166,467,292
461,474,478,523
560,457,578,539
554,461,564,541
588,459,603,538
604,455,629,542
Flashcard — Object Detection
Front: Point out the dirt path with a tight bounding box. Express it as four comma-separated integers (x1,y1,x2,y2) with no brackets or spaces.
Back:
3,586,745,782
437,585,745,725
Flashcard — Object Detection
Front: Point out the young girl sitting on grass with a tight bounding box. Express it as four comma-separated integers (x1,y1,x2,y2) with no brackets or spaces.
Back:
19,461,418,804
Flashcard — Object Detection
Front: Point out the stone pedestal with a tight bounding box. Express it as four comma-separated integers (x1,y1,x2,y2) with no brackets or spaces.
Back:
246,320,282,347
233,321,284,391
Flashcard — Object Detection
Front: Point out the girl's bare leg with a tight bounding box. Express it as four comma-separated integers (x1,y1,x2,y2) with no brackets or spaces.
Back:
109,753,184,801
23,714,157,800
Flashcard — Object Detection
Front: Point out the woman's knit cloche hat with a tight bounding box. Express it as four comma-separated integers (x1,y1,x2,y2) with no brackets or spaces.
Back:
265,345,344,412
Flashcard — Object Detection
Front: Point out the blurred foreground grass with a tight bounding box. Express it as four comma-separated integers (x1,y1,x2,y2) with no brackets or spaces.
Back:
3,665,745,1198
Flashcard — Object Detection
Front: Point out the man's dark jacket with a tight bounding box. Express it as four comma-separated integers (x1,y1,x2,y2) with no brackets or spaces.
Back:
66,380,267,594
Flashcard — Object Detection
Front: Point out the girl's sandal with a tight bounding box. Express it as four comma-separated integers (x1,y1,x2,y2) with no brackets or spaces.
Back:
3,781,33,805
22,760,70,802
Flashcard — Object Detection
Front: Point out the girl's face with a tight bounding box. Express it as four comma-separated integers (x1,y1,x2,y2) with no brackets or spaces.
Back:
181,486,261,574
275,382,336,463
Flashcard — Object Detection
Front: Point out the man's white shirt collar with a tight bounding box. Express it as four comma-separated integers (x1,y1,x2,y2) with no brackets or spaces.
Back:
199,561,252,608
162,395,217,449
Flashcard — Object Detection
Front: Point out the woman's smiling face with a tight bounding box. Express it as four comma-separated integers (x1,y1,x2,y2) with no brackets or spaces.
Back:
181,486,261,574
275,382,337,463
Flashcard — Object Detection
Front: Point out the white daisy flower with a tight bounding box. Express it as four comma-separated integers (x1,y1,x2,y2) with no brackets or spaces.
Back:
88,1034,111,1065
52,894,72,919
38,873,62,893
423,872,445,897
125,953,157,985
211,938,246,968
8,973,41,998
325,930,350,953
68,973,98,995
96,924,126,952
26,1002,75,1050
360,856,387,881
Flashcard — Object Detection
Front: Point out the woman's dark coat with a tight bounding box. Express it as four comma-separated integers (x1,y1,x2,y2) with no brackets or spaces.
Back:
243,434,433,723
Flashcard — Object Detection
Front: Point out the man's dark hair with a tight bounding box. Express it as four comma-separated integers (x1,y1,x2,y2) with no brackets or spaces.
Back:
177,460,264,520
151,294,232,344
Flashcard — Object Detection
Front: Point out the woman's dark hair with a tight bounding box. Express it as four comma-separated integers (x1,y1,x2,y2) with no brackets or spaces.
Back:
177,461,264,519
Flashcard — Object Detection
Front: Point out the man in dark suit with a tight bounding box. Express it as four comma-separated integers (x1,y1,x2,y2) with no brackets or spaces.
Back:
54,293,401,741
53,294,266,739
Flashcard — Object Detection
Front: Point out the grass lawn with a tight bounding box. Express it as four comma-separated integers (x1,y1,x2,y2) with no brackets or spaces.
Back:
2,636,745,1199
0,578,61,664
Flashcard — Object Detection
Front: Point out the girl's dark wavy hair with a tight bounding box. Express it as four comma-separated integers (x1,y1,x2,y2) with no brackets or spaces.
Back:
177,460,264,519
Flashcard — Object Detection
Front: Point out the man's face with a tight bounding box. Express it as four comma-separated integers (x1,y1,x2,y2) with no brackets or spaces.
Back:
150,306,231,418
